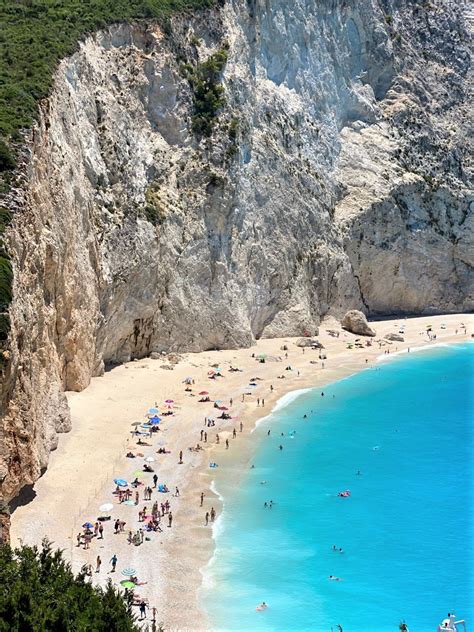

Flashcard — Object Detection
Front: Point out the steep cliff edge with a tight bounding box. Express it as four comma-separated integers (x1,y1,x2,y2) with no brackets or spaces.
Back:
1,0,472,502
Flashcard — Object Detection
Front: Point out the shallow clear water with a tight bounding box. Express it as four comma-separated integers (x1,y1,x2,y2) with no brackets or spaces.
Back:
203,344,474,632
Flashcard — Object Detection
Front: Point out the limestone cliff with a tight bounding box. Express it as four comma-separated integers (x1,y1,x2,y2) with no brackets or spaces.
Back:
1,0,472,501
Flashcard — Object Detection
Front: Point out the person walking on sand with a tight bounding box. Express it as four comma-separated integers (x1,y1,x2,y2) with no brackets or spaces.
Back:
226,438,229,449
205,512,209,526
210,507,216,522
204,431,207,443
76,532,82,547
200,429,204,441
240,422,243,432
216,433,220,444
175,486,180,497
98,523,104,539
168,512,173,528
139,600,147,620
96,556,101,573
179,450,183,464
110,554,117,572
135,491,139,505
200,492,205,506
262,398,265,406
257,398,260,406
230,398,233,406
233,428,237,438
153,473,158,488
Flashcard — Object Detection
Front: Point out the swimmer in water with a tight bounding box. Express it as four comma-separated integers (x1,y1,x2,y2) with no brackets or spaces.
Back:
329,575,343,581
256,602,268,611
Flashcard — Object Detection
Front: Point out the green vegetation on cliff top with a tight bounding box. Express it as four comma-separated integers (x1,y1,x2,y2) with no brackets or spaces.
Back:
0,0,217,168
0,541,139,631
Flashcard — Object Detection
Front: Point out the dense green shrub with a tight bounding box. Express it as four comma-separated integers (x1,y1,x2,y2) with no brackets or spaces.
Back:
181,45,229,136
0,541,139,632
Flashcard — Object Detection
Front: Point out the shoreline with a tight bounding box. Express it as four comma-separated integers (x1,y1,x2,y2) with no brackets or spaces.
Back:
9,314,473,630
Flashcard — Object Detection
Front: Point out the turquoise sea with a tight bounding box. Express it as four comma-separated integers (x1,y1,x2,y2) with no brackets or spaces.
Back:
202,343,473,632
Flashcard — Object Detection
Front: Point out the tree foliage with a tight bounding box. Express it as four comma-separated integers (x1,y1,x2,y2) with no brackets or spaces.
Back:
0,541,139,631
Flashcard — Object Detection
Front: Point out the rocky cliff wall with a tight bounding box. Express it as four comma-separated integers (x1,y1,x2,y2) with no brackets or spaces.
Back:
1,0,472,501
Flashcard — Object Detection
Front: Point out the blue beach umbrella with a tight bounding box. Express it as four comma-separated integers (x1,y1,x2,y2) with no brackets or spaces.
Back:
149,417,161,425
122,567,136,576
148,408,159,414
82,522,94,529
114,478,128,487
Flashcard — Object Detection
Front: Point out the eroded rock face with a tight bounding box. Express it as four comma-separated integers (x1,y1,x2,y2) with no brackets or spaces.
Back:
1,0,472,501
342,310,377,336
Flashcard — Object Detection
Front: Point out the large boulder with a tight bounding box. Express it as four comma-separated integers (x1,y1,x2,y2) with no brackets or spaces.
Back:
296,337,317,347
385,332,404,342
341,310,376,337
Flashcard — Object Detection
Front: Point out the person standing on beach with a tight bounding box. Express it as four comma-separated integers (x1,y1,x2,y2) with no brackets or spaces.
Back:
168,512,173,527
96,556,101,573
76,533,82,547
139,600,147,620
110,554,117,572
204,432,207,443
210,507,216,522
233,428,236,438
262,398,265,406
98,523,104,539
200,492,205,506
257,398,260,406
226,438,229,449
240,422,243,432
230,398,233,406
153,473,158,488
179,450,183,464
216,434,220,444
200,429,204,441
205,512,209,526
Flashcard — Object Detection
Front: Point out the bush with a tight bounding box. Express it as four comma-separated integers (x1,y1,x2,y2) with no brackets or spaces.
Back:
0,541,139,632
0,140,15,172
183,45,229,136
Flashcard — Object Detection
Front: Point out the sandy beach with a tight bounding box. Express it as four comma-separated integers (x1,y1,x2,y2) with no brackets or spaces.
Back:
10,313,473,630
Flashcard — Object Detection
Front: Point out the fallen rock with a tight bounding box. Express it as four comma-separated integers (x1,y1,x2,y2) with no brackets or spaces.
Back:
150,352,161,360
384,333,404,342
296,337,316,347
341,310,376,337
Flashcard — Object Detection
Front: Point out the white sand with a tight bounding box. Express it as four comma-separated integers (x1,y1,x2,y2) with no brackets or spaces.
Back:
10,314,473,630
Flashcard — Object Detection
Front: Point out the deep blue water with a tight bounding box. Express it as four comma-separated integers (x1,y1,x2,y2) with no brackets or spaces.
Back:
202,344,473,632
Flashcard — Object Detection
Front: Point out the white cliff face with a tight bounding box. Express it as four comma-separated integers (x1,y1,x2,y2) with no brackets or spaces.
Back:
1,0,472,500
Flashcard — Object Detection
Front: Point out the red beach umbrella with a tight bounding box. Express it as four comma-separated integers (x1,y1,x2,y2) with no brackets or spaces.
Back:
199,391,209,396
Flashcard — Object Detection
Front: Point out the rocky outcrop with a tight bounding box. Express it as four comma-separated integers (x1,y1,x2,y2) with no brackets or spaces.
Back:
342,310,377,337
1,0,472,502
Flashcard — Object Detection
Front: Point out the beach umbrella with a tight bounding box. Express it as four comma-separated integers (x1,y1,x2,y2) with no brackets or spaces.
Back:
131,422,142,427
133,470,143,477
164,399,174,404
148,408,159,414
123,500,135,506
122,568,136,576
145,456,155,463
199,391,209,396
149,417,161,425
114,478,128,487
220,406,229,411
99,503,114,512
82,522,94,529
120,580,135,589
